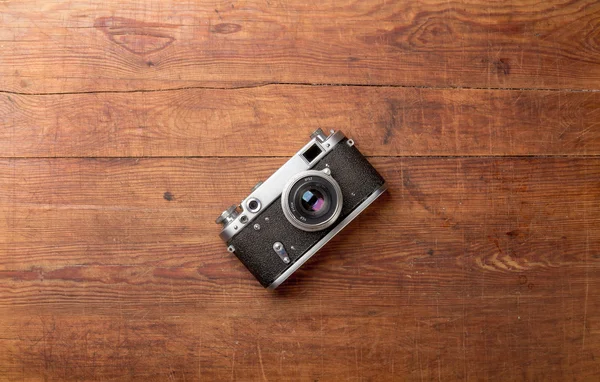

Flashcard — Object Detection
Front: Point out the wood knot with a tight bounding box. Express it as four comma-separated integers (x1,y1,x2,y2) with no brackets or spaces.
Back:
94,17,177,55
412,18,454,47
361,16,457,51
210,23,242,34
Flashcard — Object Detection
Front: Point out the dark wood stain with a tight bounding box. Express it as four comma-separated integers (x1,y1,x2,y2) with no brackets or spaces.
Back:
210,23,242,34
382,98,399,145
495,59,511,75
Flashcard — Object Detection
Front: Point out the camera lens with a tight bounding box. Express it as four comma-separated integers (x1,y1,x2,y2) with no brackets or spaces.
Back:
281,170,343,232
301,189,325,213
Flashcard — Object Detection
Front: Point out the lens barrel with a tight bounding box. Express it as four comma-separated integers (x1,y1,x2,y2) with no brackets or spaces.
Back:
281,170,343,232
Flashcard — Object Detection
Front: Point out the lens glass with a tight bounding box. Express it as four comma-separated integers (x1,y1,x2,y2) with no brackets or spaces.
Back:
301,189,325,212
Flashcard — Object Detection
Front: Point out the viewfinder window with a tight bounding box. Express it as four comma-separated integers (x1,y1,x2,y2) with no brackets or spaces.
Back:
302,144,323,163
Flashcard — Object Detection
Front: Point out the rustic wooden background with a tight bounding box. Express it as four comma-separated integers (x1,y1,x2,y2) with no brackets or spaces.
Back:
1,0,599,380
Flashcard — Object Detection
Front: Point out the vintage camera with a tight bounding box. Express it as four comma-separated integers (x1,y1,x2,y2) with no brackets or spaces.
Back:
216,129,387,289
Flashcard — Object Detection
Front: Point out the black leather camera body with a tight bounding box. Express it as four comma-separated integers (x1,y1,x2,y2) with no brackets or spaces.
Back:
216,129,386,289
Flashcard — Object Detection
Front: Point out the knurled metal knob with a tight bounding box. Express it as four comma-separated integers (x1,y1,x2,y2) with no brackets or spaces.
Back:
216,205,239,225
310,128,328,142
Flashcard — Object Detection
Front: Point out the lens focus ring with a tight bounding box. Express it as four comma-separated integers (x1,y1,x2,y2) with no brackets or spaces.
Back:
281,170,343,232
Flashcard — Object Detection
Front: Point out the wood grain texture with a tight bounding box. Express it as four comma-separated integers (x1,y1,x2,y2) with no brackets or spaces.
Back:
1,158,599,380
2,0,600,380
3,0,600,92
2,86,600,157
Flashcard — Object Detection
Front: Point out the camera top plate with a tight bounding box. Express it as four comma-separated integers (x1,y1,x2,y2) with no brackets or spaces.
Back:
218,129,346,242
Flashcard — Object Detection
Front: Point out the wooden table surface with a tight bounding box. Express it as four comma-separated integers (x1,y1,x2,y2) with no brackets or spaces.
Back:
1,0,599,380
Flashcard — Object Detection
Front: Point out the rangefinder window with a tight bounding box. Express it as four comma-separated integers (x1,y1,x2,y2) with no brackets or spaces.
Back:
302,143,323,163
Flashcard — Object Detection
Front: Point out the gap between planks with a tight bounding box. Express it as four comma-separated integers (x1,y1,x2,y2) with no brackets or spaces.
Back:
1,82,600,97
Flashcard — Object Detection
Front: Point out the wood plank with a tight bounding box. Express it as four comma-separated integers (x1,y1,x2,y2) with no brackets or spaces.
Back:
1,157,598,380
3,0,600,92
2,86,600,157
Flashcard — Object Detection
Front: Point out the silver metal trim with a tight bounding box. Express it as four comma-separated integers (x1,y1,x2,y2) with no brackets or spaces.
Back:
280,170,343,232
310,128,328,143
219,130,346,242
216,205,240,226
267,182,388,290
